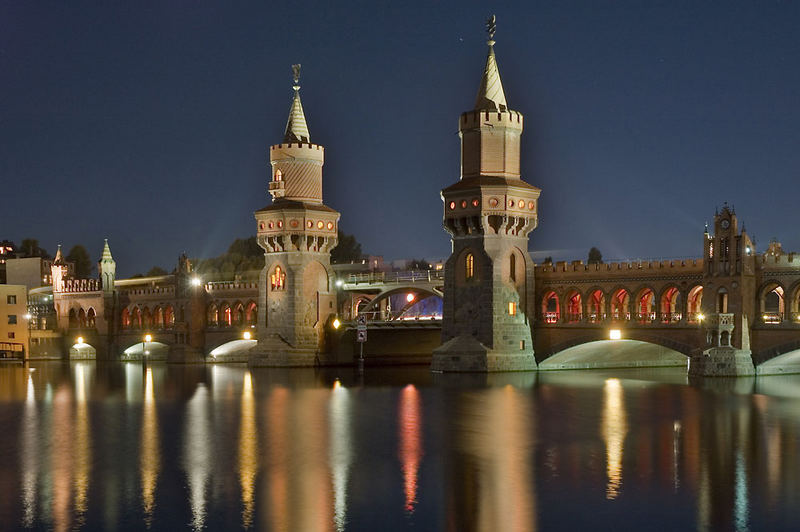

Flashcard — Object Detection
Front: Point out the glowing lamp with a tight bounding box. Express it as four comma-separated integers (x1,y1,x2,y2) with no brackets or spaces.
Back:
335,279,344,287
609,329,622,341
243,331,252,340
406,293,415,303
144,334,152,343
191,277,202,287
332,318,341,329
24,313,32,320
76,336,84,345
697,313,705,322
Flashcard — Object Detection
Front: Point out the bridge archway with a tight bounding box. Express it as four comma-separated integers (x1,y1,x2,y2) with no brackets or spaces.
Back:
209,339,257,361
122,340,170,360
610,288,630,321
69,339,97,360
658,286,681,323
757,347,800,375
565,289,582,323
358,287,442,321
634,286,656,323
542,291,560,323
539,339,687,371
687,285,703,323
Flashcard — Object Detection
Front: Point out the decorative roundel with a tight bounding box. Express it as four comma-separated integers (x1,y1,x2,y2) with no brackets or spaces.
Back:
268,221,274,229
317,221,324,229
518,200,525,209
449,201,456,210
721,219,730,229
528,201,535,210
307,220,313,228
290,219,299,228
259,222,265,230
472,198,480,207
277,220,283,228
489,197,499,207
460,200,467,209
508,199,515,208
327,222,334,230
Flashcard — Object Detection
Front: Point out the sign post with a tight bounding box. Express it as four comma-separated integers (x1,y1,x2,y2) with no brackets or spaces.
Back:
357,314,367,372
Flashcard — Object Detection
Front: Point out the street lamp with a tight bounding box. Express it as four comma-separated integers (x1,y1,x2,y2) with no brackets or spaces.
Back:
243,331,252,340
332,318,341,329
191,276,202,287
143,334,152,361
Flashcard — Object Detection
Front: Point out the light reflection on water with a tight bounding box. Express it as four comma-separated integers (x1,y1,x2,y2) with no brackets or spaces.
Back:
1,363,800,530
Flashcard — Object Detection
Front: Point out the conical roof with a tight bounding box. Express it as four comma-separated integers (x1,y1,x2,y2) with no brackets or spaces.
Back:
474,16,508,111
53,244,64,265
100,239,114,262
283,65,311,143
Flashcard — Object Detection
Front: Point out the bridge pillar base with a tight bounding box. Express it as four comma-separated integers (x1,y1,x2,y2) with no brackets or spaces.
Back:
248,338,319,367
432,335,537,372
688,347,755,377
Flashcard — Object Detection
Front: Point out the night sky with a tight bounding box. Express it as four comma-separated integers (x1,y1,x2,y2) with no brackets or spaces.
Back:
3,1,800,277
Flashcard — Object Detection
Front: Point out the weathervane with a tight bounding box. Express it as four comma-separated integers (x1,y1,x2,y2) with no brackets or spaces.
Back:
292,63,301,90
486,14,496,43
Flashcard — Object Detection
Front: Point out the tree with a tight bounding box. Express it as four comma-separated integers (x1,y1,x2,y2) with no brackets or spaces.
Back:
330,231,363,264
588,247,603,264
67,245,92,278
19,238,49,258
146,266,168,276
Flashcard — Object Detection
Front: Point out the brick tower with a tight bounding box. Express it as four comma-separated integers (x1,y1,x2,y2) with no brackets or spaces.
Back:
249,65,340,367
689,204,756,376
432,17,540,372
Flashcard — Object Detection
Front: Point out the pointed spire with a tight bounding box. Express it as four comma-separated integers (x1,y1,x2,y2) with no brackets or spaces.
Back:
475,15,508,111
101,239,114,262
53,244,64,265
283,64,311,143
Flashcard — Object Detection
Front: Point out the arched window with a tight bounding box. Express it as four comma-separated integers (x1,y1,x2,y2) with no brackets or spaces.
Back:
207,304,218,326
142,307,152,328
233,303,244,326
542,291,560,323
465,253,474,280
121,308,130,329
78,308,87,328
222,304,232,327
274,169,282,182
164,305,175,327
131,307,141,329
69,308,78,329
717,288,728,313
154,307,164,329
510,253,516,282
245,302,257,325
87,308,96,328
271,266,286,290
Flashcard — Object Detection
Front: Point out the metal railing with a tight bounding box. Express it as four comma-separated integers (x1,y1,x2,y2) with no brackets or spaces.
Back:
344,270,445,285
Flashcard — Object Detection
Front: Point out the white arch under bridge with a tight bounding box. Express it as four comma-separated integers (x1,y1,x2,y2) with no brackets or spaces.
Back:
339,270,444,322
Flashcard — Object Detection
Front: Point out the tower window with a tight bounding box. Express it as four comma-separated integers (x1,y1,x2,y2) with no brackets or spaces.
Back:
508,302,517,316
274,169,282,182
510,254,516,282
465,253,474,280
271,266,286,291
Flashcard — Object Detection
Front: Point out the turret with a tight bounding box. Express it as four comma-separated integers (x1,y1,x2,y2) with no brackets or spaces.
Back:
51,244,68,292
98,239,116,293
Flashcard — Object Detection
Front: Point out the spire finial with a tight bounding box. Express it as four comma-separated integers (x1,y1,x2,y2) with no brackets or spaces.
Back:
292,64,301,89
486,14,497,44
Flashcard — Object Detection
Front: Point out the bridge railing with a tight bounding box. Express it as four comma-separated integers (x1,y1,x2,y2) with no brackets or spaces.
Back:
761,312,782,324
344,270,445,285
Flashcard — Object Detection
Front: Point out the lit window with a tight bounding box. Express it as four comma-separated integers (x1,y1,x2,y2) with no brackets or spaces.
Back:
518,200,525,208
327,222,334,230
449,201,456,210
460,200,467,208
307,220,313,228
528,201,535,210
508,199,515,207
508,302,517,316
274,169,282,182
709,242,714,258
277,221,283,228
472,198,480,207
317,221,324,229
489,198,498,207
270,266,286,291
465,253,474,280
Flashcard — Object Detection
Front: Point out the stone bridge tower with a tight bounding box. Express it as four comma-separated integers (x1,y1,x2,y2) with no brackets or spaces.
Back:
432,18,540,372
250,65,340,367
689,204,756,376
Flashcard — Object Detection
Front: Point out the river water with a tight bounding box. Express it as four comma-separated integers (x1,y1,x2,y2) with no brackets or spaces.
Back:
1,362,799,531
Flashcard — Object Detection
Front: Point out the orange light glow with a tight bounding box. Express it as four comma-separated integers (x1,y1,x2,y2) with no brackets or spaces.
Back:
399,384,423,513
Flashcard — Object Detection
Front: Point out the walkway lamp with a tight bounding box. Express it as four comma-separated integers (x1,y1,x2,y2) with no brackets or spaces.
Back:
143,334,152,361
76,336,84,345
332,318,341,330
243,331,252,340
609,329,622,341
191,276,202,287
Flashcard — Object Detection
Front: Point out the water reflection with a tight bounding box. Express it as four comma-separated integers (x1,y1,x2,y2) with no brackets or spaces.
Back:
238,371,257,529
601,378,627,500
4,364,800,530
184,384,210,530
450,385,536,531
141,366,160,527
21,374,38,527
329,380,352,531
398,384,422,513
